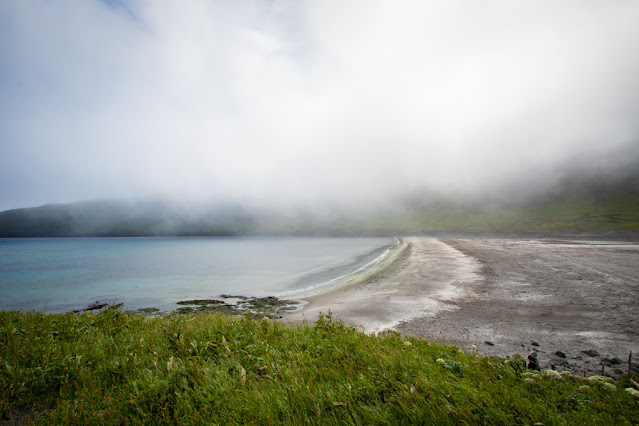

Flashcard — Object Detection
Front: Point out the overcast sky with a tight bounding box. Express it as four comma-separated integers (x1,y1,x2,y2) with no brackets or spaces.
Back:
1,0,638,212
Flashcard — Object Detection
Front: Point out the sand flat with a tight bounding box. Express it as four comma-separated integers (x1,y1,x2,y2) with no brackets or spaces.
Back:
285,236,639,376
284,237,481,332
407,237,639,376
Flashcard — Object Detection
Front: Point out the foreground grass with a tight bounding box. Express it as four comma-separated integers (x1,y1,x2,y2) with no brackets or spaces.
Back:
1,308,637,424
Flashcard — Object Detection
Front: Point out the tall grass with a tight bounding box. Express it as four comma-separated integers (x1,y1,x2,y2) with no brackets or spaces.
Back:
1,308,637,424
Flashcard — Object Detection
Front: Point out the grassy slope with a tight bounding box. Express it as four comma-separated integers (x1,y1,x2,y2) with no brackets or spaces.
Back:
364,190,639,233
1,308,637,424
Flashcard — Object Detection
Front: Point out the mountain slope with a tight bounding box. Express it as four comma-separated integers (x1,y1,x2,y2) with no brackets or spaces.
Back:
1,169,638,236
0,199,254,237
362,189,639,233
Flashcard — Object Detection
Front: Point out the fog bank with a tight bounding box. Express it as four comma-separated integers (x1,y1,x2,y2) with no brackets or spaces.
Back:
1,1,638,212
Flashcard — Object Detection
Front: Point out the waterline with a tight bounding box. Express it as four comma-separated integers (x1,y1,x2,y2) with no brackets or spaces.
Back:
0,236,396,313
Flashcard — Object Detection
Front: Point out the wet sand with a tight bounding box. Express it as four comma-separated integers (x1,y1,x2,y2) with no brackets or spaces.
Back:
284,237,481,332
284,236,639,377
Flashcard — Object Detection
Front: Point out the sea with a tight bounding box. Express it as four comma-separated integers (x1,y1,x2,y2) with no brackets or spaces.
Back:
0,236,398,313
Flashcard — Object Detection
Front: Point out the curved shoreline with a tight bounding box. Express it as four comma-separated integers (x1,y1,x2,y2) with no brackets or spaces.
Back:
283,235,639,378
278,238,404,302
281,237,481,332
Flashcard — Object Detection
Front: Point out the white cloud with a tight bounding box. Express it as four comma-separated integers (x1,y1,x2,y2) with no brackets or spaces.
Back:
1,0,638,211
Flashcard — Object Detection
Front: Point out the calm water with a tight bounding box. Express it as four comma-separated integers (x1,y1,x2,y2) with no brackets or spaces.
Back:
0,237,397,313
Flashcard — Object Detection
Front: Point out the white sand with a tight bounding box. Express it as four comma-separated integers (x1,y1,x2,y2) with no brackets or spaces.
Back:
283,237,481,333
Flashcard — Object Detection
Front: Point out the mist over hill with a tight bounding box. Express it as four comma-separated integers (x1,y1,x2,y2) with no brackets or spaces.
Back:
0,199,255,237
2,163,638,237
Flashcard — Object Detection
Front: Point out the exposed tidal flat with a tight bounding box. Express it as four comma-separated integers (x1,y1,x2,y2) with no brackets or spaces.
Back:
287,235,639,379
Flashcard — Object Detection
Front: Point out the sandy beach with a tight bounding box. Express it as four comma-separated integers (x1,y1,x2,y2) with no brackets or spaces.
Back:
284,237,481,332
284,236,639,377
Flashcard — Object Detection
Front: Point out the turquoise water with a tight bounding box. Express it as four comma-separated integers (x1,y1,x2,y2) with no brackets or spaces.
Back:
0,237,396,313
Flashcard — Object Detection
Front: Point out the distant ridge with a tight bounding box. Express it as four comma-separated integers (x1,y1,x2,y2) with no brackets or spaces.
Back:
1,167,638,237
361,166,639,233
0,199,254,237
367,189,639,234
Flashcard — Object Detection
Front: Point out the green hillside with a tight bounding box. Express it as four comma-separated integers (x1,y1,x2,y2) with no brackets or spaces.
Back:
1,175,638,237
361,190,639,233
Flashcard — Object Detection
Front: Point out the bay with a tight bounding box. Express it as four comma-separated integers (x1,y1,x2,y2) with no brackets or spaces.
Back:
0,236,397,313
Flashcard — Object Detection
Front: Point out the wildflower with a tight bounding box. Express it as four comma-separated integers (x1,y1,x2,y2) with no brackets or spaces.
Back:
601,382,617,393
436,358,446,365
588,375,615,384
625,388,639,398
543,370,564,380
560,371,572,378
403,341,412,347
470,345,478,351
522,372,539,378
261,317,270,322
387,328,399,334
524,378,536,384
239,366,247,385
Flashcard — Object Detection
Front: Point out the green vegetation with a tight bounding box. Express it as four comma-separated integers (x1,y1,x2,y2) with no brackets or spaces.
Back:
2,178,638,236
174,297,299,316
365,190,639,233
2,308,637,424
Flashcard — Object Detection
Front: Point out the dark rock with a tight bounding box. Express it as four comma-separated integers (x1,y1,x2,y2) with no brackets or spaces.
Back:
220,294,249,300
85,302,107,311
531,341,539,346
173,295,299,316
76,302,123,313
484,341,495,346
176,299,224,306
554,351,566,358
527,354,540,371
582,350,600,357
610,357,622,365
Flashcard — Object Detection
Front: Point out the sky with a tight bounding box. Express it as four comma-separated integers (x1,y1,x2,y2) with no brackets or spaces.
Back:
1,0,639,212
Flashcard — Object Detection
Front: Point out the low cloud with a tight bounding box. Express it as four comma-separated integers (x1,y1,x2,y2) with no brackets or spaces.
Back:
1,0,638,212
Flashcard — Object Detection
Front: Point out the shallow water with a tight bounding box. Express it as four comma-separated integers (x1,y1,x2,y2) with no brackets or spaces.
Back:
0,236,396,313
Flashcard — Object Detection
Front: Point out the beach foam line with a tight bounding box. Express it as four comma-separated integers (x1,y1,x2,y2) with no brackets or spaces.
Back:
281,237,481,333
279,238,404,300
